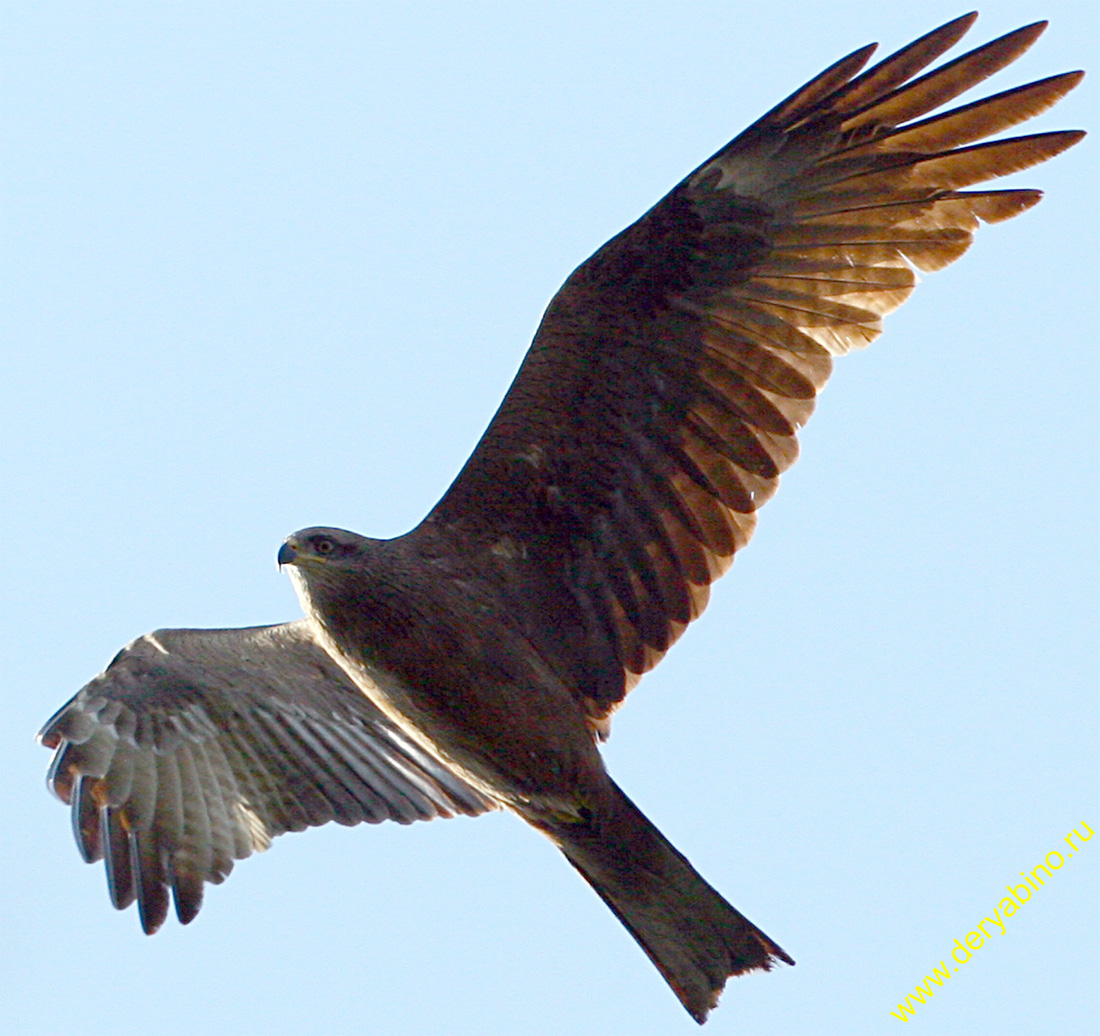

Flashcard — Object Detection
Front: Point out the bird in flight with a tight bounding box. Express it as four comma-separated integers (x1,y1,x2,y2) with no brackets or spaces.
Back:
39,14,1082,1024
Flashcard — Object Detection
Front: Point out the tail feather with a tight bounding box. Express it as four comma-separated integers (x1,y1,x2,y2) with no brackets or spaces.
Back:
538,780,792,1024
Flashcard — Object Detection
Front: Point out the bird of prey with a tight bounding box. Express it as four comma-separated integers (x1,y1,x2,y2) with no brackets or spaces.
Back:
39,14,1082,1024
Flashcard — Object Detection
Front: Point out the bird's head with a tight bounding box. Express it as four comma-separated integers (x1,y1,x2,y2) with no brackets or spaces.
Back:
278,527,369,578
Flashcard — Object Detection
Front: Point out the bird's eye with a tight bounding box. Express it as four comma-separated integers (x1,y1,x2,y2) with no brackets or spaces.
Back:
314,537,335,555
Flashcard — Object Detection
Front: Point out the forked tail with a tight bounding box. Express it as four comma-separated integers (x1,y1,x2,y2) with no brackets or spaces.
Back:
538,780,792,1023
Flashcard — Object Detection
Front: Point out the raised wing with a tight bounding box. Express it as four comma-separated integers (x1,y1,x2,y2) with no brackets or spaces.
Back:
420,15,1082,727
38,621,490,933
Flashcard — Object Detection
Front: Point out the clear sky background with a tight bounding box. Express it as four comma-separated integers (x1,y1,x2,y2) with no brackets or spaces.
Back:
2,3,1096,1034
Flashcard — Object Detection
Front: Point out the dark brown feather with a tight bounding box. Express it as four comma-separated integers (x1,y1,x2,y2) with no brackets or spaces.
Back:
841,22,1050,132
421,15,1083,726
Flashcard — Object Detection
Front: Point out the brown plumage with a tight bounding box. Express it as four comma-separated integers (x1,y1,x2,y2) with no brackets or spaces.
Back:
39,14,1082,1023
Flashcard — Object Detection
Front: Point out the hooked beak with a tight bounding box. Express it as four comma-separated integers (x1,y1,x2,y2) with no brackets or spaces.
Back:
277,538,299,567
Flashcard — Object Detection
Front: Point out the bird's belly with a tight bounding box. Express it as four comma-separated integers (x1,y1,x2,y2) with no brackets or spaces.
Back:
310,617,604,815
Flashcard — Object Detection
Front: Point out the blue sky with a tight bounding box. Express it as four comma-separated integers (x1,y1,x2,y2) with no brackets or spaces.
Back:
3,3,1096,1034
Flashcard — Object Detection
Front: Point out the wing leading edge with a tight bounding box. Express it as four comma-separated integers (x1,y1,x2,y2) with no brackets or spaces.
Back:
421,14,1083,727
38,621,490,932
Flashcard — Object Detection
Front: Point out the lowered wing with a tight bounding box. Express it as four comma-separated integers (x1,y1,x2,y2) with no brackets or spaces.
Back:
38,620,490,933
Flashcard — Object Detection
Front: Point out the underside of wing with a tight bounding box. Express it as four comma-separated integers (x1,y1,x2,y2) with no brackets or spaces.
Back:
38,621,490,933
420,14,1082,728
